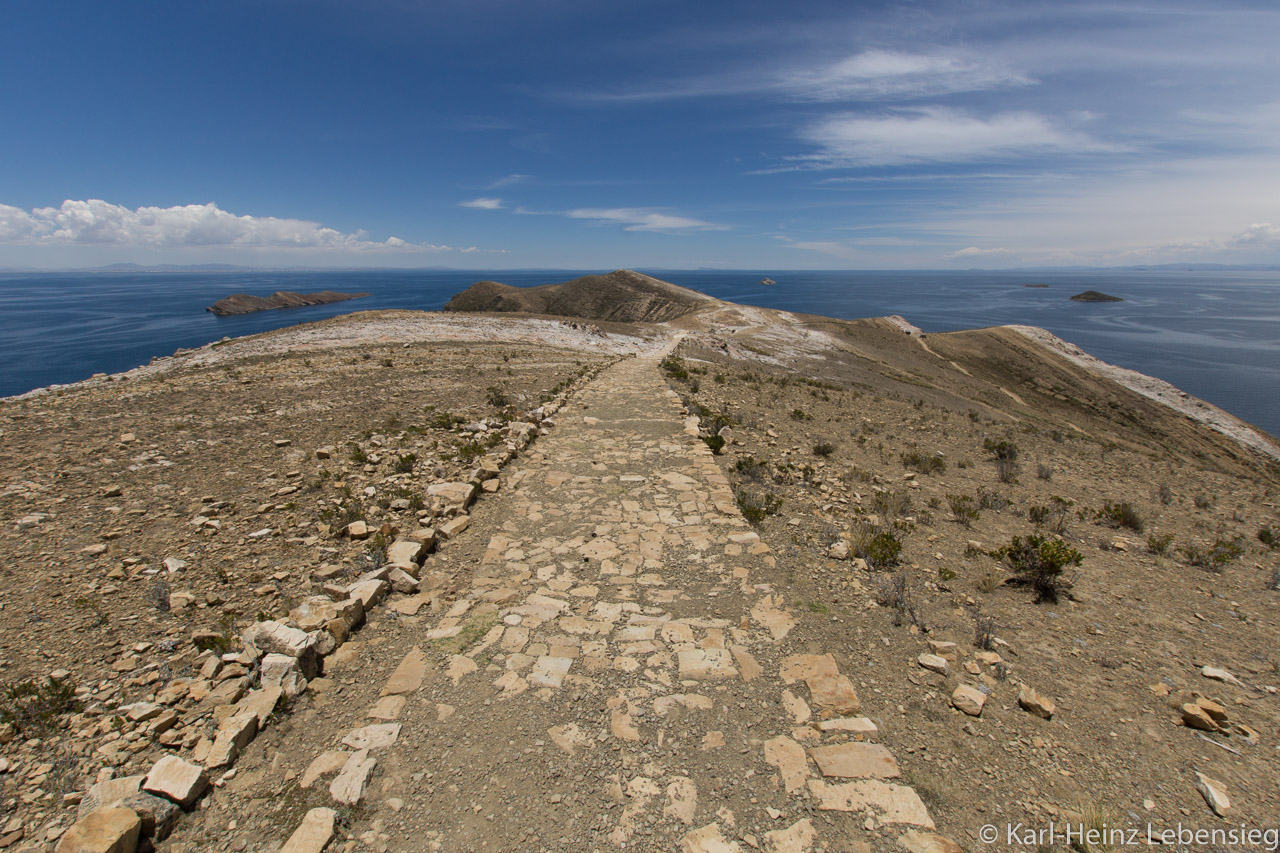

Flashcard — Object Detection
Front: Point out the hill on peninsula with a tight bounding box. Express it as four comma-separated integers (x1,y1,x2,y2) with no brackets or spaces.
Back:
443,268,715,323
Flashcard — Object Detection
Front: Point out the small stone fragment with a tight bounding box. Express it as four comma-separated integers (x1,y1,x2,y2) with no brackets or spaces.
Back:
279,807,337,853
951,685,986,717
1017,686,1056,720
142,756,208,809
1194,771,1230,817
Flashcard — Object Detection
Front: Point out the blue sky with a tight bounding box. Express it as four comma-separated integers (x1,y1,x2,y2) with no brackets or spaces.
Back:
2,0,1278,269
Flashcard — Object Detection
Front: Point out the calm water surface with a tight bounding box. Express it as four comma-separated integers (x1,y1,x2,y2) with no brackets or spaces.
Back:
1,269,1276,437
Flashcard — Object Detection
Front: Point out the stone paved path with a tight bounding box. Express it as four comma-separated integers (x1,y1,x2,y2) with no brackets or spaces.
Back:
290,352,959,853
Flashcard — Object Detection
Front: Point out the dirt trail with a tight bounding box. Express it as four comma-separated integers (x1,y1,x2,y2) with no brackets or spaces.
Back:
246,352,959,852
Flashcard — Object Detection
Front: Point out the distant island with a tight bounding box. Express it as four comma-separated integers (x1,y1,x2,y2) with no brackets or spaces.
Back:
1024,283,1049,288
1070,290,1124,302
207,290,368,316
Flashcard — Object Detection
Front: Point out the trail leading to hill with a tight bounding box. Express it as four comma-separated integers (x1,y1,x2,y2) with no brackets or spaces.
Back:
279,352,960,853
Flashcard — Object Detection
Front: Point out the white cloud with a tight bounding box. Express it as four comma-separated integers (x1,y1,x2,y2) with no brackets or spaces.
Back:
1231,222,1280,247
780,50,1028,101
486,174,531,189
795,107,1114,168
0,200,440,251
947,246,1013,260
460,197,504,209
565,208,729,232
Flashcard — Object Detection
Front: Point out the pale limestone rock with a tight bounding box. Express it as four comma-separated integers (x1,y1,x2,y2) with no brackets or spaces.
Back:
1017,686,1056,720
1201,666,1245,688
387,568,420,594
301,751,349,789
142,756,208,809
386,538,429,566
815,716,878,735
367,696,406,720
808,779,935,827
809,742,900,779
1181,703,1221,731
898,830,964,853
529,655,573,688
341,723,401,750
806,673,860,714
549,723,591,755
427,481,476,507
926,641,958,661
279,807,337,853
261,654,308,697
330,750,376,805
243,621,321,679
1194,771,1230,817
779,654,838,684
345,520,369,540
77,776,143,820
447,655,477,685
750,595,797,640
917,653,949,675
764,736,810,793
781,690,811,724
381,647,427,696
681,823,745,853
763,818,816,853
663,777,698,825
206,712,259,769
116,793,178,842
729,645,762,681
236,686,283,728
677,648,738,680
347,578,389,609
951,685,986,717
54,806,140,853
438,515,470,539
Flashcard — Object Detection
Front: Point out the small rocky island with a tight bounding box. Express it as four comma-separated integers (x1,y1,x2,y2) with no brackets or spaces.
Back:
1070,290,1124,302
207,290,368,316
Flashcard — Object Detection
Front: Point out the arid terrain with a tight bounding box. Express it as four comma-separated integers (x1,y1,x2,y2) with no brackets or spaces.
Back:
1,274,1277,853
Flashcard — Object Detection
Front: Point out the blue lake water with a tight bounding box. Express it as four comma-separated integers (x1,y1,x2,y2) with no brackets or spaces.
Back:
1,268,1277,438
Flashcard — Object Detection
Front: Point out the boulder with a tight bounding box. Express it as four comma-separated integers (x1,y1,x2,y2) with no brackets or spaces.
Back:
77,776,144,820
280,807,337,853
951,685,986,717
117,793,178,841
142,756,208,809
243,621,321,679
1017,686,1056,720
917,654,949,675
261,654,308,697
386,538,429,567
54,806,140,853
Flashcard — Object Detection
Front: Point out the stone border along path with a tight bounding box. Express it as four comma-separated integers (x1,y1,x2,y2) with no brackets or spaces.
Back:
278,350,964,853
52,358,614,853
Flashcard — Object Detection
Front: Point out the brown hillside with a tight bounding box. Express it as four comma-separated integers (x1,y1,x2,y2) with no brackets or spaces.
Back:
443,269,715,323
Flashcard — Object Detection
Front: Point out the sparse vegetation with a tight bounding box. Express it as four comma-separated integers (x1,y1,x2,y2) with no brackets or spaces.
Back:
874,573,921,627
812,442,835,457
1181,535,1244,571
1028,496,1074,534
735,486,782,526
849,521,903,569
393,452,417,473
1036,463,1053,481
1258,524,1279,550
901,449,946,474
1146,532,1175,556
991,534,1083,603
984,437,1021,483
349,444,370,464
946,493,979,527
1096,501,1144,532
702,434,725,454
974,614,997,650
0,678,80,736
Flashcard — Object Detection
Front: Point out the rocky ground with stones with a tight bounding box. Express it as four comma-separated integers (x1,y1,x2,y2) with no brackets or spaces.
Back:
1,276,1278,852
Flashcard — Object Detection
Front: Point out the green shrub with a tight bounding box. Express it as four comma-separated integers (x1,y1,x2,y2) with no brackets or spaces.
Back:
901,450,946,475
946,494,979,527
1146,532,1175,556
702,435,725,455
733,456,768,483
735,487,782,526
660,355,690,381
1258,525,1279,550
983,438,1020,483
990,534,1083,603
1181,536,1244,571
850,522,903,570
813,442,836,457
1028,496,1074,534
349,445,370,464
790,408,808,421
1097,502,1144,532
393,453,417,474
0,678,80,736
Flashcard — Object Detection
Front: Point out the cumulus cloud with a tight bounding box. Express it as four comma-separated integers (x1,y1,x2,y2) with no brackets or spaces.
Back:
947,246,1014,260
795,107,1114,168
1231,222,1280,246
565,208,729,232
460,197,504,209
0,199,439,251
781,50,1028,101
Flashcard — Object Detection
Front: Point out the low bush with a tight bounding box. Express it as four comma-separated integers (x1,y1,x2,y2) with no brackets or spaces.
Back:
735,487,782,526
813,442,836,457
1181,536,1244,571
702,435,725,455
990,534,1083,603
1258,525,1279,550
946,494,979,527
0,678,80,736
1146,532,1175,556
901,449,946,475
1097,501,1144,532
